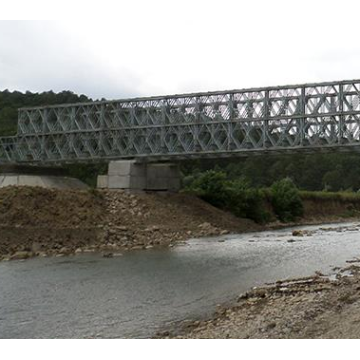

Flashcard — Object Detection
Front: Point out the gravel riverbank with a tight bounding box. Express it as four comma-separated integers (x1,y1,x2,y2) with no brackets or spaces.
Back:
161,259,360,339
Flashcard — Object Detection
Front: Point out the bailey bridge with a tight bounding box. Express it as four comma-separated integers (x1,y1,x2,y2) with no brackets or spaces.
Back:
1,79,360,190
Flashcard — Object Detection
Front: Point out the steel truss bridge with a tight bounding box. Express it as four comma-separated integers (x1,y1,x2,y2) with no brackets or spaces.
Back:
2,79,360,165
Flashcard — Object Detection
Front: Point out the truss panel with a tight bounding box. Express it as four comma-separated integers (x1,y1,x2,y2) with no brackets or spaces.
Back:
2,79,360,164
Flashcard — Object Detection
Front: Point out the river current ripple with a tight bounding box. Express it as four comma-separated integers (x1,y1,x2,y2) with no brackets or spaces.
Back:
1,222,360,338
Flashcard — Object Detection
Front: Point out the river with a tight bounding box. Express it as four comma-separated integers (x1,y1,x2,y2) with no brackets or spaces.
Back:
0,222,360,338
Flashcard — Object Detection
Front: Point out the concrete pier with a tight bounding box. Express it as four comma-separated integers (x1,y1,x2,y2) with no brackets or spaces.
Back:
97,160,180,191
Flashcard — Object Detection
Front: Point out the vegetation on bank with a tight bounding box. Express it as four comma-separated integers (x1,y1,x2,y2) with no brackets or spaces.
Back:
269,179,304,222
183,169,360,223
183,170,303,223
299,190,360,218
300,190,360,203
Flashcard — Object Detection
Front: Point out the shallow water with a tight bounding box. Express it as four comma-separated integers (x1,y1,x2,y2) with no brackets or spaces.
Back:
1,222,360,338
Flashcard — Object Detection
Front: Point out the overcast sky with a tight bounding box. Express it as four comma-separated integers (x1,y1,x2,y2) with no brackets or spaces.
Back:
1,0,360,100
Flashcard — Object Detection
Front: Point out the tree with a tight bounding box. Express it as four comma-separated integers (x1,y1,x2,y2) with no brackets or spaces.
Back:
271,178,303,222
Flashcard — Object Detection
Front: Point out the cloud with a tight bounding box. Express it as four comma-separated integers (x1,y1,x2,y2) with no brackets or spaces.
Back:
0,21,141,99
1,1,360,100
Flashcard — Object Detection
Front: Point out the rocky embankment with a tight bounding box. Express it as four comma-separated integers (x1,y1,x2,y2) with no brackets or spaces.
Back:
161,262,360,339
1,186,359,262
0,186,258,261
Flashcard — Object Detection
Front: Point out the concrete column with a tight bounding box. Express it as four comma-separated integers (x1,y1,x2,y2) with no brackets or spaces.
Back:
97,160,180,191
97,160,146,190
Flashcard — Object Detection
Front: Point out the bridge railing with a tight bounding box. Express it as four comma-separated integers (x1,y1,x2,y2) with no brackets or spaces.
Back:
2,79,360,164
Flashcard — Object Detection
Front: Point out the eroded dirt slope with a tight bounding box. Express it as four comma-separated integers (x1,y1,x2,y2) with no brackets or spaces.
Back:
0,186,104,228
0,186,259,259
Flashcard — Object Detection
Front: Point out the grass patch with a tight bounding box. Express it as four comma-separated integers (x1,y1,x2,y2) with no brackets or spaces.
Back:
300,191,360,203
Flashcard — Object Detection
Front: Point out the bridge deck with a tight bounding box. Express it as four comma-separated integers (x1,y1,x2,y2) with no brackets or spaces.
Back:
1,79,360,164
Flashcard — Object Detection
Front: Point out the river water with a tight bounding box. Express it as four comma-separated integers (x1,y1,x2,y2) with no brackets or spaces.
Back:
1,222,360,338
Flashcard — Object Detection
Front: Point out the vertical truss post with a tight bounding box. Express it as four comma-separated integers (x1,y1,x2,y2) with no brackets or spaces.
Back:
70,106,76,158
330,96,336,141
41,108,47,161
195,96,201,152
263,90,269,148
228,93,234,151
339,83,344,144
160,102,167,154
99,104,105,157
300,86,306,146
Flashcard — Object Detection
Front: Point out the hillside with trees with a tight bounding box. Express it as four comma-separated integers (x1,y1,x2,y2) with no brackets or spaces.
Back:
0,89,90,136
182,153,360,193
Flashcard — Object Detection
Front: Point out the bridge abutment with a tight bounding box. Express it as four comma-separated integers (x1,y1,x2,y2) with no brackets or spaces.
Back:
97,160,181,191
0,165,88,189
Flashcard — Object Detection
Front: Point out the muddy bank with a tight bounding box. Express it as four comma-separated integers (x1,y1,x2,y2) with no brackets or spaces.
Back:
0,186,258,261
302,196,360,219
161,261,360,339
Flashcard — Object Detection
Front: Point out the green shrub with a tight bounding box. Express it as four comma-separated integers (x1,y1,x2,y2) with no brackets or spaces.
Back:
227,180,270,224
184,170,270,223
271,178,304,222
185,170,228,208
